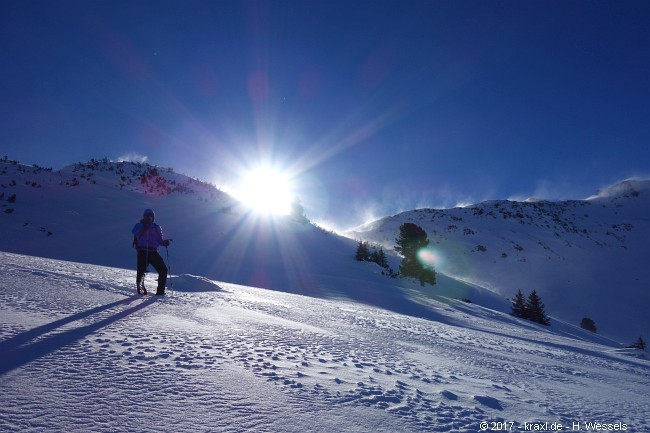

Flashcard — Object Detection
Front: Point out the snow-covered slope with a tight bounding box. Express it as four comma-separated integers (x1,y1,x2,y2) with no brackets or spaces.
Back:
1,252,648,432
0,158,356,289
2,158,649,431
0,158,502,321
347,179,650,343
2,157,647,344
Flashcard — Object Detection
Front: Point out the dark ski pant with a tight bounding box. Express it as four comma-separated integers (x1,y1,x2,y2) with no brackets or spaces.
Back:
136,249,168,294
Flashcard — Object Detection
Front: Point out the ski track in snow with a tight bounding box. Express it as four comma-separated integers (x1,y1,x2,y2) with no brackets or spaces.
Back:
1,252,649,432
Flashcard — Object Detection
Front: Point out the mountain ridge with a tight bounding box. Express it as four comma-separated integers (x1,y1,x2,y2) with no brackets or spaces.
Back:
347,179,650,343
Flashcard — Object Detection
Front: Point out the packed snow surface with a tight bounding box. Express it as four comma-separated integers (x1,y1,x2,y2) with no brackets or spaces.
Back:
1,252,648,432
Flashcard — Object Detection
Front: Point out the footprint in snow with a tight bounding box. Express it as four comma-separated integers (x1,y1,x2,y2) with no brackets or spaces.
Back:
474,395,503,411
440,390,458,400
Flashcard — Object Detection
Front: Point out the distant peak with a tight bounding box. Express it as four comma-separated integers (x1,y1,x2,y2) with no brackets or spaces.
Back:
587,178,650,201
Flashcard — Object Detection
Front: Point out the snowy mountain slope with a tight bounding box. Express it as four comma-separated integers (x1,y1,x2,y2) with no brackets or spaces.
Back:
0,158,234,267
2,158,647,344
0,158,505,324
0,158,362,286
347,179,650,343
1,252,648,433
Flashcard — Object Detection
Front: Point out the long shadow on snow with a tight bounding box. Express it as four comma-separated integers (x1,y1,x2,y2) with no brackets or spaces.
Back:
0,296,155,375
181,212,457,323
324,276,458,325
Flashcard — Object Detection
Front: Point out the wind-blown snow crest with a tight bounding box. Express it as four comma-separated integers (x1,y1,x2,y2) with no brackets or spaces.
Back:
587,178,650,201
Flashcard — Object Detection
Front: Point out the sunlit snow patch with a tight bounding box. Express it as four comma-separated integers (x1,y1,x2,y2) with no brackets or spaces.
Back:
168,274,222,292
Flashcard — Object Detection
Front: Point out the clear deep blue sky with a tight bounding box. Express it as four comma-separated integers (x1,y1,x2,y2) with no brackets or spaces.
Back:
2,1,650,229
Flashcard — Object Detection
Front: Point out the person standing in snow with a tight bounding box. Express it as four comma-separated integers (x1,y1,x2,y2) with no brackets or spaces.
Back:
132,209,170,295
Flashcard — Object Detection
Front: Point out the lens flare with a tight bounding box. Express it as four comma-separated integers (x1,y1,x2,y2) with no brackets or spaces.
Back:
417,248,440,269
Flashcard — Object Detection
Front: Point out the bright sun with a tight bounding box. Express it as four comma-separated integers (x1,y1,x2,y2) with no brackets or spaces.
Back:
235,166,294,215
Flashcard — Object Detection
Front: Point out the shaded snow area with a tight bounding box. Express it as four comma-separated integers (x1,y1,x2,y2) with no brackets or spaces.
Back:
1,253,648,432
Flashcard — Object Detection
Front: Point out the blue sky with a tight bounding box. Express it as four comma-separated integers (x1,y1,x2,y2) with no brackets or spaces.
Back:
2,0,649,229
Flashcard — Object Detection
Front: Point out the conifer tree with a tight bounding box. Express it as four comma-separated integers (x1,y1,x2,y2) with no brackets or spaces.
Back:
355,241,370,261
628,336,646,350
372,247,388,269
511,290,528,318
395,223,436,286
580,317,597,333
525,290,550,325
354,242,395,276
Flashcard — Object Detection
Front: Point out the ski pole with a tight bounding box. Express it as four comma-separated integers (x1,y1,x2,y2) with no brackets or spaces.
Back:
144,232,150,295
166,241,173,297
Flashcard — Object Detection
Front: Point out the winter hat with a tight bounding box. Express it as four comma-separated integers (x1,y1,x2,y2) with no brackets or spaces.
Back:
143,209,155,219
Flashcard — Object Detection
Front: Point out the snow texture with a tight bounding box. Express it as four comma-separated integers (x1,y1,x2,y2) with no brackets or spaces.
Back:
1,252,648,432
